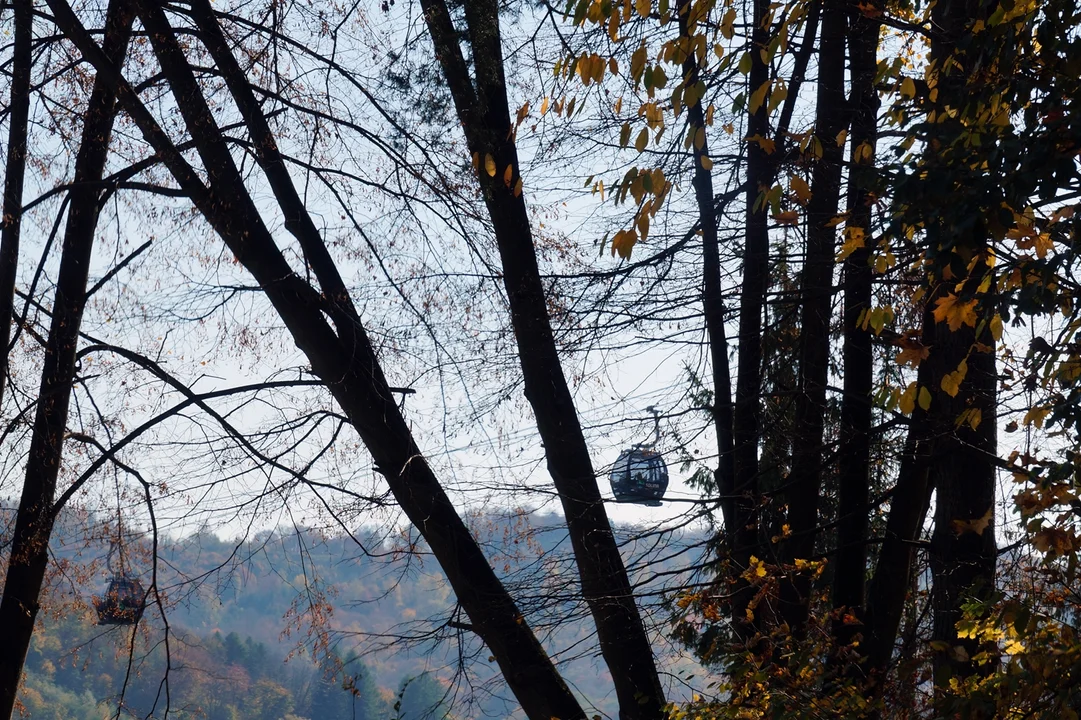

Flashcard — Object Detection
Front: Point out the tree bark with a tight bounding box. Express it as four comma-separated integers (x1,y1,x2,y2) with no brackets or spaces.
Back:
0,3,134,716
420,0,666,715
0,0,33,408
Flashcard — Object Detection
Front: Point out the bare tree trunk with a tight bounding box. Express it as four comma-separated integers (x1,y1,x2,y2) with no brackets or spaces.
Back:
0,3,134,716
729,0,773,632
420,0,666,715
779,0,848,634
46,2,587,717
831,0,880,656
676,0,736,539
0,0,32,408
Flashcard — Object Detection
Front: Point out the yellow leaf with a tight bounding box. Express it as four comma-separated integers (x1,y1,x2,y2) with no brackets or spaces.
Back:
634,128,649,152
790,175,811,205
636,210,650,238
773,210,799,225
940,360,968,398
700,155,713,170
749,80,770,113
941,373,959,398
721,8,736,39
767,84,787,114
635,0,650,18
899,382,917,415
1022,405,1051,429
1035,232,1054,258
503,164,513,187
471,152,480,172
611,229,639,258
951,506,992,536
540,96,550,115
630,45,647,84
835,128,848,147
746,134,775,154
836,226,866,261
866,305,894,335
932,293,978,331
513,178,523,197
901,76,916,98
990,313,1003,341
918,386,932,411
1004,639,1025,656
484,153,496,177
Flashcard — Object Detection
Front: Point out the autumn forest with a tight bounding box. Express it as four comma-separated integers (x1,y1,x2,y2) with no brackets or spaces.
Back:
0,0,1079,717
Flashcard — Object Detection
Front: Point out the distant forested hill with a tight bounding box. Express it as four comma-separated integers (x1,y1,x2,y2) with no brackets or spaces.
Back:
16,511,708,719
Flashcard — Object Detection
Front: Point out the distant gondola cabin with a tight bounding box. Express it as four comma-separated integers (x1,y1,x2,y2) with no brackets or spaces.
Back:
96,576,146,625
610,446,668,506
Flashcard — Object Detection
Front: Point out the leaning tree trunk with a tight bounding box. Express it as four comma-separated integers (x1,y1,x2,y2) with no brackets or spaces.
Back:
420,0,667,715
0,3,134,716
47,2,587,717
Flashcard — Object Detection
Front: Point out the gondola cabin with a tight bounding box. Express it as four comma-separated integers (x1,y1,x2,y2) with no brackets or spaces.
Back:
610,446,668,506
96,575,146,625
